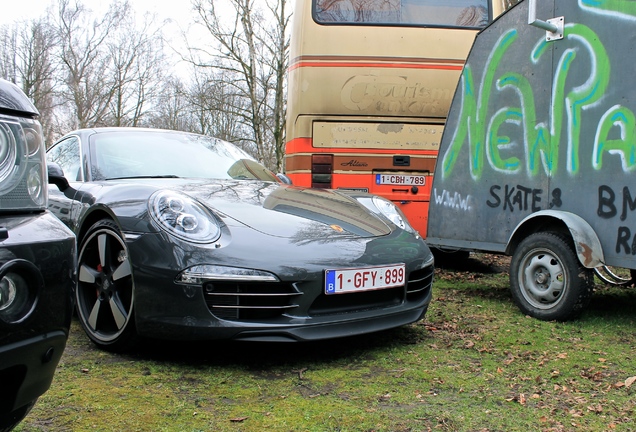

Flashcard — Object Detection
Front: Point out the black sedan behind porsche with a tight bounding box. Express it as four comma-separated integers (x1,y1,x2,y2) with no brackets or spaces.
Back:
47,127,434,351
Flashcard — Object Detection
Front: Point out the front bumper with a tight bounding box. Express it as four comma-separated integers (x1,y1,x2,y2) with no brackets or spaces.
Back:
0,331,68,416
128,227,434,342
0,212,75,420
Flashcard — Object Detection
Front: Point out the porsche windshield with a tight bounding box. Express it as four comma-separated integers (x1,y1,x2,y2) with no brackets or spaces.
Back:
89,131,278,182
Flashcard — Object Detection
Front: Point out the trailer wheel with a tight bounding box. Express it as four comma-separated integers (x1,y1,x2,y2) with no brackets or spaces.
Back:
510,231,594,321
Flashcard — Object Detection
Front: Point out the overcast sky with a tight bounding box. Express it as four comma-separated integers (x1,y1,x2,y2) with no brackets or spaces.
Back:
1,0,205,74
0,0,197,29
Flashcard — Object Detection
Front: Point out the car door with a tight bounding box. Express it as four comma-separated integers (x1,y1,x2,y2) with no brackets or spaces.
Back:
47,136,83,228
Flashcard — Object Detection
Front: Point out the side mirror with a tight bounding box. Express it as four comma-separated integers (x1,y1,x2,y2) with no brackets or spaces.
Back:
276,173,292,185
47,163,70,191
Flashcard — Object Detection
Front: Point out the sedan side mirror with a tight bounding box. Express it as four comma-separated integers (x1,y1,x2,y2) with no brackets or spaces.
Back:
48,162,70,191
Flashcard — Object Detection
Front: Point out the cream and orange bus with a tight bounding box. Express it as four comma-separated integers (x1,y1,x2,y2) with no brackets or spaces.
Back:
285,0,510,237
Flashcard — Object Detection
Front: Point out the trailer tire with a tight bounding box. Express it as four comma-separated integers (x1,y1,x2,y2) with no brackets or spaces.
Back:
510,231,594,321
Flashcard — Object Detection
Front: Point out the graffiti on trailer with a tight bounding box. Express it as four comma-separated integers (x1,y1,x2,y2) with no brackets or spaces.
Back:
579,0,636,21
431,0,636,257
597,184,636,254
433,189,473,212
439,4,636,181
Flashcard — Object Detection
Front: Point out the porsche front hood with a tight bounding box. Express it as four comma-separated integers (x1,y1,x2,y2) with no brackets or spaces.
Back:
173,180,392,239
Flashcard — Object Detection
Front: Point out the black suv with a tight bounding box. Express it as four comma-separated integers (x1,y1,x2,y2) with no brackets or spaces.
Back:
0,79,75,431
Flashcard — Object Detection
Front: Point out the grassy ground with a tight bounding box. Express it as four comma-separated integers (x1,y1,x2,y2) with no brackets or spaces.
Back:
16,254,636,431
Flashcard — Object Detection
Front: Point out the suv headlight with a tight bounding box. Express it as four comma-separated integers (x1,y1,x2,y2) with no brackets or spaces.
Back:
0,117,47,211
149,190,221,243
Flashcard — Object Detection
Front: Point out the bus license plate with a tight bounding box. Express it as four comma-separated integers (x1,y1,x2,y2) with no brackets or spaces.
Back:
375,174,426,186
325,264,405,295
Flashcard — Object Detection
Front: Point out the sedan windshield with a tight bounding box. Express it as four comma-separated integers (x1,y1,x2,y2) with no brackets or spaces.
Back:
90,130,278,182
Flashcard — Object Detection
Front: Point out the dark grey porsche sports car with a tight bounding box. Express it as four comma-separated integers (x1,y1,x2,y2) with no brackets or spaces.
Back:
46,127,434,351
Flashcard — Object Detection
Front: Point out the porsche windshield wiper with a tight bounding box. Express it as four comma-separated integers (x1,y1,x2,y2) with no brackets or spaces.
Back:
105,175,181,180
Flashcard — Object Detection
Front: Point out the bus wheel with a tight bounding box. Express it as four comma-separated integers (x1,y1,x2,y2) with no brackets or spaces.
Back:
510,231,594,321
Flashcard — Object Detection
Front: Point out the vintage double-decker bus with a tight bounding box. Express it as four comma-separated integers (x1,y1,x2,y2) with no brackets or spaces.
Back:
285,0,510,237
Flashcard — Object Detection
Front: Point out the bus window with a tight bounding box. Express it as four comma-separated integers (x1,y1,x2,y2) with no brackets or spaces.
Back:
314,0,490,28
285,0,510,238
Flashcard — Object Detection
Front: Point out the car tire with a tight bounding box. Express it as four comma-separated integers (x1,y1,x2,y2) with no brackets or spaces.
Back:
76,219,137,351
510,231,594,321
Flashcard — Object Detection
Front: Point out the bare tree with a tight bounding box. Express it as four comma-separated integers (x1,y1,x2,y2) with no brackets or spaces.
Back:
1,0,291,158
0,25,19,82
189,0,291,171
145,77,191,131
54,0,129,128
188,69,252,143
261,0,291,171
107,11,167,127
1,19,59,144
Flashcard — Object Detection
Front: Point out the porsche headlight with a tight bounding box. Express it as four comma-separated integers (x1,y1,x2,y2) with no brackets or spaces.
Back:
0,118,47,211
149,190,221,243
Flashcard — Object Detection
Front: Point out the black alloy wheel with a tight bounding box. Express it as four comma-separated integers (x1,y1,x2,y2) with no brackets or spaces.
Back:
76,219,136,351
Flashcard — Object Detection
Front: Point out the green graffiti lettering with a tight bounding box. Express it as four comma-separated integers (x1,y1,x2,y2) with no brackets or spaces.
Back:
441,29,518,179
442,23,611,180
593,105,636,171
496,73,551,176
560,25,610,174
580,0,636,18
487,107,522,173
531,24,610,175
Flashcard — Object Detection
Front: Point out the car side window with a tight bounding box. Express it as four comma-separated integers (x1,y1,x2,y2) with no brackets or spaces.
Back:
47,136,82,181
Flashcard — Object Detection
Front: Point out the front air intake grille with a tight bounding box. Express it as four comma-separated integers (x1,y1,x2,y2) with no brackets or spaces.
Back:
406,266,434,301
309,286,403,316
204,282,301,321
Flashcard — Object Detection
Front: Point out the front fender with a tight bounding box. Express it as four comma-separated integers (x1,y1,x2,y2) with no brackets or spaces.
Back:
509,210,604,268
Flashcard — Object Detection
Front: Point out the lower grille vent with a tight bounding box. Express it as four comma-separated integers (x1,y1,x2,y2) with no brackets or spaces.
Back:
204,282,300,321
